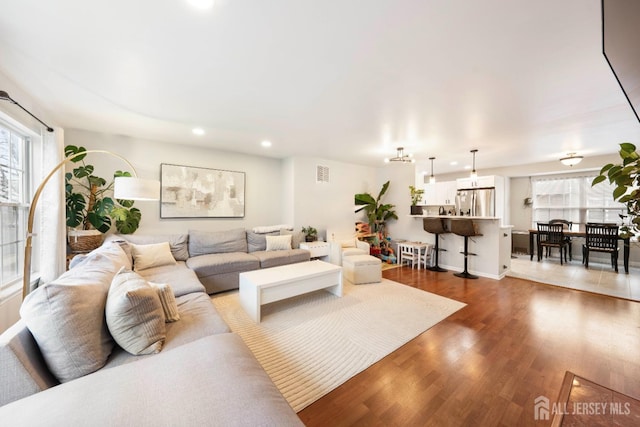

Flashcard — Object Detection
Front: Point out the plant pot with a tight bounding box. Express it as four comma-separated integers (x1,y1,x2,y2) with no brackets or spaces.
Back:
410,205,423,215
305,235,316,242
68,229,104,253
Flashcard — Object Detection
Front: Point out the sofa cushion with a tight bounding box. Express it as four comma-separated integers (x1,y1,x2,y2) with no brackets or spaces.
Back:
117,233,190,261
246,230,279,252
189,228,247,257
251,249,311,269
19,243,129,383
136,261,205,297
130,242,177,271
187,252,260,277
266,234,292,251
103,292,231,370
0,334,304,427
106,269,166,355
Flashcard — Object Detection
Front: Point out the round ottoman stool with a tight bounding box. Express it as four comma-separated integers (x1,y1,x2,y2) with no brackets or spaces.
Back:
342,254,382,284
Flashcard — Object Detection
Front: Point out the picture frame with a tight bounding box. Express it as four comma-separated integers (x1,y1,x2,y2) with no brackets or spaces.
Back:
160,163,245,218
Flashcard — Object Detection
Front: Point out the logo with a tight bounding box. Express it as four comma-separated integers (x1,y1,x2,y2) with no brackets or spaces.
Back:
534,395,550,421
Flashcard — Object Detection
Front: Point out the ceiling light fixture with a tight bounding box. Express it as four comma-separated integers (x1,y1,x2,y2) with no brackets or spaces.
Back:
560,152,583,167
261,140,272,148
192,127,205,136
429,157,436,184
384,147,415,164
0,90,54,132
470,149,478,183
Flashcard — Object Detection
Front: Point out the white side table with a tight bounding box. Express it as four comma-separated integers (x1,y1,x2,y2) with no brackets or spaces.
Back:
299,241,330,261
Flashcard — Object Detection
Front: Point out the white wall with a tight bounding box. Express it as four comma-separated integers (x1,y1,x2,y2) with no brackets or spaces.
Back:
284,156,377,239
66,129,284,233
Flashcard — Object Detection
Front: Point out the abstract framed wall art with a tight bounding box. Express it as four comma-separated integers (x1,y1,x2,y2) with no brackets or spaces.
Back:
160,163,245,218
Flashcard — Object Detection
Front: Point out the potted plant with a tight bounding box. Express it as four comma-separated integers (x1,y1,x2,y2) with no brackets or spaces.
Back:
592,142,640,238
301,226,318,242
355,181,398,237
409,185,424,215
65,145,142,252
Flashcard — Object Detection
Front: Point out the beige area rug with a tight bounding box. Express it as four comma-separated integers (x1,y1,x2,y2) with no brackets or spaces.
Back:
211,279,465,412
380,262,401,271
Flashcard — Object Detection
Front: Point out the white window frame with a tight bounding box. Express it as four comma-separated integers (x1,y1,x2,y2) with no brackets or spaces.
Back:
531,172,626,229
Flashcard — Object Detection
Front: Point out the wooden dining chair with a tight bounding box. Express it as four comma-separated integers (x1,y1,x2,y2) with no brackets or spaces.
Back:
536,223,568,264
549,219,573,261
583,223,619,272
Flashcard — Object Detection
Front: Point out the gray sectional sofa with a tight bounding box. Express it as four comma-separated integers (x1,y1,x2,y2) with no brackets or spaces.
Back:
0,228,308,426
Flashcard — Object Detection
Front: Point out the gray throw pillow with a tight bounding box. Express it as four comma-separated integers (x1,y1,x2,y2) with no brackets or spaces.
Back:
246,230,279,252
188,228,247,257
18,243,130,383
106,268,166,355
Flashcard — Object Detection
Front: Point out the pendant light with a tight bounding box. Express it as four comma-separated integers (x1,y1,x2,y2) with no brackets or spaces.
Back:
428,157,436,184
470,149,478,183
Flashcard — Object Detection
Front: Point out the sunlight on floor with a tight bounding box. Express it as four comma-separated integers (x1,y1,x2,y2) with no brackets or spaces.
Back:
508,254,640,302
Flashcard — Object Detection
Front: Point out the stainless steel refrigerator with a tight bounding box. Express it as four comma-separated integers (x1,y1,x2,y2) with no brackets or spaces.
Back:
455,187,495,217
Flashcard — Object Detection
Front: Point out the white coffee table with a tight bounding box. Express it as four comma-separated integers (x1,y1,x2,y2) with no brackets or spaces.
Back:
239,260,342,323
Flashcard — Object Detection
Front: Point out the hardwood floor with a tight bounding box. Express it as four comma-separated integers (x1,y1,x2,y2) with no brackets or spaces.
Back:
297,267,640,426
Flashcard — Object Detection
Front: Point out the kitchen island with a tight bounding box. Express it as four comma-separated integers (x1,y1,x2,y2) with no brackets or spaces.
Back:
412,215,512,279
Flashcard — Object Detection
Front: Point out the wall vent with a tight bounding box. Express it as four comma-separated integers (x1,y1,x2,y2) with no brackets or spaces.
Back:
316,165,330,183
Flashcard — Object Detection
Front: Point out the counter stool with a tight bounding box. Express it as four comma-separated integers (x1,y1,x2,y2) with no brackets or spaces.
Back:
423,218,449,272
450,219,482,279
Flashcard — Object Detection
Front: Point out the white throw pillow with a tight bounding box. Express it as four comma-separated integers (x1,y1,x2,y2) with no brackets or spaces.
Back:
106,268,166,355
266,234,292,251
131,242,176,271
339,238,357,248
149,282,180,323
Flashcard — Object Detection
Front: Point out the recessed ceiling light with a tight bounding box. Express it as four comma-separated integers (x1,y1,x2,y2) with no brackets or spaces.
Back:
261,140,272,148
192,128,205,136
187,0,215,10
450,161,458,166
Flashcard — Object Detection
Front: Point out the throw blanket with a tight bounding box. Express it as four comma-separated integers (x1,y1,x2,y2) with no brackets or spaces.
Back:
252,224,293,234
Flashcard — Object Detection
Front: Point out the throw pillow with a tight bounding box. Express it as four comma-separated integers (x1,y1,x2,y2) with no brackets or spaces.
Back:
130,242,176,271
117,234,190,261
19,282,115,383
279,229,305,249
339,238,357,248
265,234,292,251
246,230,279,252
106,268,166,355
149,282,180,323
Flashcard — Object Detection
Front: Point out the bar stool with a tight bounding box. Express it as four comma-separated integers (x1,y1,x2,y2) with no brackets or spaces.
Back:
422,218,449,272
450,219,482,279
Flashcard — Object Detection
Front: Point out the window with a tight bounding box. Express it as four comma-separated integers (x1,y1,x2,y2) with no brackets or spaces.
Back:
532,174,625,227
0,121,30,294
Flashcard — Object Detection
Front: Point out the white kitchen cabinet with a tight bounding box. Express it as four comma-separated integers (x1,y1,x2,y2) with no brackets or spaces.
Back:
423,181,457,205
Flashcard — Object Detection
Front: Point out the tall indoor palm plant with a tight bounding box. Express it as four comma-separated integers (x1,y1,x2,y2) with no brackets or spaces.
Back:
355,181,398,236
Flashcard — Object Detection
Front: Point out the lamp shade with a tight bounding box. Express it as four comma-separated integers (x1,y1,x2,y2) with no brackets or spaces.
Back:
114,177,160,200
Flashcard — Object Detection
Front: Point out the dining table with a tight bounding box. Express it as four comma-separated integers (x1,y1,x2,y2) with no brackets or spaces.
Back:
528,228,630,273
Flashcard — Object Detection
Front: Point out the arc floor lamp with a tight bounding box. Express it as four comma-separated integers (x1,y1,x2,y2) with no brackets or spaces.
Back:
23,150,160,299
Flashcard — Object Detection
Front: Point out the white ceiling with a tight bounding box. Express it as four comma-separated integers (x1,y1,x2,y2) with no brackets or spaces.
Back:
1,0,639,173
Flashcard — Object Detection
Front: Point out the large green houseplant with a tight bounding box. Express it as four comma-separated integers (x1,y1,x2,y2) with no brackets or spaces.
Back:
355,180,398,236
65,145,141,250
592,142,640,238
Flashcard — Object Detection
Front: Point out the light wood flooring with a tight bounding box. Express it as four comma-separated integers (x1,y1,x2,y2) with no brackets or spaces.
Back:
297,267,640,426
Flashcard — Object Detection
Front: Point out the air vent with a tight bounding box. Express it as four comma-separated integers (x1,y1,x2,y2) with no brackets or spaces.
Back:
316,165,330,183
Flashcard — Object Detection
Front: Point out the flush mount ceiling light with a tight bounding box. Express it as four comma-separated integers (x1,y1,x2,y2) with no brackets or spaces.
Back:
192,127,205,136
261,140,272,148
428,157,436,184
470,149,478,182
560,152,583,166
384,147,415,163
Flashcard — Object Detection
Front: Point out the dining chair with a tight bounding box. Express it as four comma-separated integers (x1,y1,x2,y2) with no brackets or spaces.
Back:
583,223,619,272
549,219,573,260
536,223,568,264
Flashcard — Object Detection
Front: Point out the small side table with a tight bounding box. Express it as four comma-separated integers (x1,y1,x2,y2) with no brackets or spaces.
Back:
299,241,330,261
